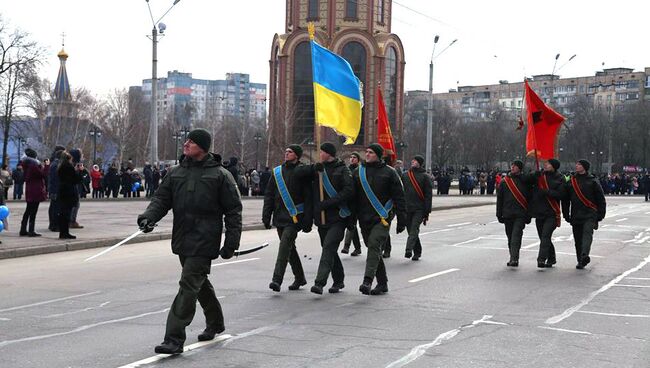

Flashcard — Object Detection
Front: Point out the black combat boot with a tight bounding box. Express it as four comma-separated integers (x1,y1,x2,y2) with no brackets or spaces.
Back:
359,278,372,295
269,281,281,292
382,251,391,258
310,285,323,295
198,325,225,341
328,282,345,294
370,283,388,295
154,341,183,354
350,249,361,256
405,249,412,258
288,278,307,291
341,246,350,254
507,260,519,267
411,254,420,261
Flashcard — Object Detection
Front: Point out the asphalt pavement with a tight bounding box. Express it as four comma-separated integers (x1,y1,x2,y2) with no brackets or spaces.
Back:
0,196,648,368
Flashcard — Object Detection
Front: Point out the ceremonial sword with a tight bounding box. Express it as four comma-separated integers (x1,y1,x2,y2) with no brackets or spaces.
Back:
84,225,269,262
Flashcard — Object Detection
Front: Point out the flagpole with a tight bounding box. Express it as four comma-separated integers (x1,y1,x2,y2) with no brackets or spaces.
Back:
309,23,326,225
524,79,541,171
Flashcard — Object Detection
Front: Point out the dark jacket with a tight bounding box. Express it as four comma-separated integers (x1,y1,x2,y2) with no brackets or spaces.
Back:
401,166,433,214
22,157,46,203
562,173,606,224
57,160,81,205
105,167,120,189
48,156,61,197
351,160,407,227
496,172,533,220
139,153,242,259
529,170,566,219
309,159,354,227
263,161,313,230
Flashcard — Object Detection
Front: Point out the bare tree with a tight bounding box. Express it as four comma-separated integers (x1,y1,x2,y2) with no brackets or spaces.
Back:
103,88,131,164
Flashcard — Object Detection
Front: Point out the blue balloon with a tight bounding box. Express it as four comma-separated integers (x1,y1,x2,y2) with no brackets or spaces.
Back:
0,220,4,232
135,182,141,189
0,205,9,220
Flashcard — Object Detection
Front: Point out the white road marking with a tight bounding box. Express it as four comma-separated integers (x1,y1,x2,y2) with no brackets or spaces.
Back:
614,284,650,288
449,237,482,247
39,301,111,319
336,302,356,308
578,311,650,318
545,252,650,325
409,268,460,283
0,291,101,313
522,241,540,249
627,277,650,280
0,318,10,321
222,324,280,346
385,315,502,368
117,334,232,368
420,228,455,236
489,220,499,224
646,212,650,215
212,258,259,267
537,326,592,335
0,308,169,348
441,243,605,258
446,222,472,227
616,218,628,222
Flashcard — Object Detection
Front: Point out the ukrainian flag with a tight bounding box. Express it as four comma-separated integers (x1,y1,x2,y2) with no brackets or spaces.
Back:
311,40,362,144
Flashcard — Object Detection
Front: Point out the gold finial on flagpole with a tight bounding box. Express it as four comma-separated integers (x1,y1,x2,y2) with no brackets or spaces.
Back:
308,22,315,40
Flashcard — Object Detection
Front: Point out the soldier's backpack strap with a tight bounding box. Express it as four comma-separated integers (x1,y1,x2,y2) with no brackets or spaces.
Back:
321,168,351,218
359,164,393,226
273,165,303,223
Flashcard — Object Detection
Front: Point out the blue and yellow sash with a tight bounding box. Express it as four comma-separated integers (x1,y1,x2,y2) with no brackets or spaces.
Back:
321,168,351,218
273,165,304,223
359,164,393,226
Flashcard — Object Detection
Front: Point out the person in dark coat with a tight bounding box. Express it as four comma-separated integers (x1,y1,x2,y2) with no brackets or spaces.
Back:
259,166,271,196
342,152,363,256
138,129,242,355
151,166,161,195
351,143,407,295
496,160,534,267
143,163,153,197
529,159,566,268
401,155,433,261
68,148,84,229
562,159,607,269
48,146,65,231
57,151,81,239
643,173,650,202
306,142,354,295
121,169,133,198
11,164,24,200
20,149,47,237
263,144,313,292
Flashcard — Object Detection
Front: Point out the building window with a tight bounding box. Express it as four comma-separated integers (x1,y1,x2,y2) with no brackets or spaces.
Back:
378,0,385,24
292,42,314,143
384,46,398,133
342,41,367,145
345,0,357,19
308,0,319,20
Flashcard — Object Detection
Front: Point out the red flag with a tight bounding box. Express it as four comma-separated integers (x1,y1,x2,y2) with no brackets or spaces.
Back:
376,87,396,162
524,80,565,159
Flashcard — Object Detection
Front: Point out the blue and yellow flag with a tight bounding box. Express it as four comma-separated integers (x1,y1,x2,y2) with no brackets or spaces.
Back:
310,32,362,144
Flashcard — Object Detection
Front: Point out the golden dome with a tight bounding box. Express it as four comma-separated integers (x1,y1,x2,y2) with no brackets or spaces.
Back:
57,48,68,59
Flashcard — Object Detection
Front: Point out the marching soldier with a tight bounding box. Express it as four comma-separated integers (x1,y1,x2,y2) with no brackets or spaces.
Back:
341,152,363,256
562,159,606,269
308,142,354,294
496,160,533,267
137,129,242,354
529,158,565,268
401,155,432,261
263,144,313,291
352,144,406,295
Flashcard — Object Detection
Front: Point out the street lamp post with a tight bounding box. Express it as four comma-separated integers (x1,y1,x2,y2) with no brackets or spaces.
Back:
146,0,181,168
398,141,408,164
172,132,182,164
253,132,262,171
88,126,102,164
426,36,457,173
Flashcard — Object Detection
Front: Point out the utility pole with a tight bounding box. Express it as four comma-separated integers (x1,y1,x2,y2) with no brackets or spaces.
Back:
425,36,439,173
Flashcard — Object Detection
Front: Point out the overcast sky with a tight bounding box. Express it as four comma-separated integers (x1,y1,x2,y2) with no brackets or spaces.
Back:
2,0,648,98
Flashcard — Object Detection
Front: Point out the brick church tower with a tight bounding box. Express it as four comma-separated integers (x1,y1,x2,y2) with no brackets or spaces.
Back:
268,0,405,162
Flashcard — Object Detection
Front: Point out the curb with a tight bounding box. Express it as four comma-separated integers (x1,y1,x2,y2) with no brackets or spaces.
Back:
0,202,492,260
